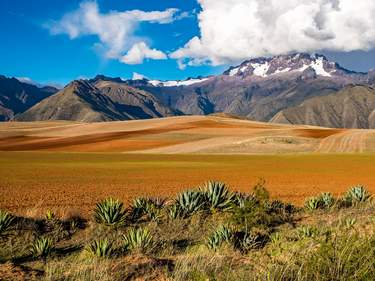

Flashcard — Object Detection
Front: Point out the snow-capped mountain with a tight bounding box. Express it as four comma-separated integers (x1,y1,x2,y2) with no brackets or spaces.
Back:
126,53,373,123
147,77,210,87
223,53,357,78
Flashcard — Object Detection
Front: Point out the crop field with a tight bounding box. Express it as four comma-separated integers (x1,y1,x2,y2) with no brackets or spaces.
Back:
1,151,375,217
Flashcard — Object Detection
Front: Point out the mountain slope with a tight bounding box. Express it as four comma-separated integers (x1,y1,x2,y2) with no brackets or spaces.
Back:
127,54,370,122
16,79,178,122
270,85,375,128
0,75,57,121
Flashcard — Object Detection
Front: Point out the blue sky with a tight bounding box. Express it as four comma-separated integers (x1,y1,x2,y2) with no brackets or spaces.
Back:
1,0,375,86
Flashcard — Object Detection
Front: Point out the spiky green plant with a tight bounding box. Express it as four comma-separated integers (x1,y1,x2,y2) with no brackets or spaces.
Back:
45,210,56,221
318,192,335,209
167,203,181,220
206,225,233,250
85,239,114,258
122,228,154,253
30,237,53,258
174,190,204,218
94,197,126,227
297,226,319,239
304,197,320,211
130,197,164,222
0,210,14,235
233,192,258,208
344,185,371,205
236,231,264,252
200,181,235,211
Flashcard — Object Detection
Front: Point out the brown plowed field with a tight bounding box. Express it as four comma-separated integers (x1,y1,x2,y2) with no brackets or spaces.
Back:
1,116,375,216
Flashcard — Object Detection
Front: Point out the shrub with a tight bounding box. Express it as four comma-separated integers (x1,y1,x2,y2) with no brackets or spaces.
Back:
263,234,375,281
94,198,126,227
344,185,371,205
174,190,204,218
30,236,53,259
0,210,14,235
85,239,114,258
206,225,233,250
200,181,235,211
252,178,270,201
122,228,154,253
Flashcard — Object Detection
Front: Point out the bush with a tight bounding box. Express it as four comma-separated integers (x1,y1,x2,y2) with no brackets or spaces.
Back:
30,236,53,259
85,239,114,258
263,234,375,281
122,228,154,253
200,181,235,211
206,225,233,250
94,198,126,227
0,209,14,235
252,178,270,201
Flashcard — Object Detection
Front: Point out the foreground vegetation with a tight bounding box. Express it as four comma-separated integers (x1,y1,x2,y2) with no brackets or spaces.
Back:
0,179,374,280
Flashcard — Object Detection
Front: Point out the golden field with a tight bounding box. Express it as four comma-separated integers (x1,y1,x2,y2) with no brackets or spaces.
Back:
1,115,375,216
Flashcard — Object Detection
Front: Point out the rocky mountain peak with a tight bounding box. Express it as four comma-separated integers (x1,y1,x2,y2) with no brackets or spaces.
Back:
224,53,355,78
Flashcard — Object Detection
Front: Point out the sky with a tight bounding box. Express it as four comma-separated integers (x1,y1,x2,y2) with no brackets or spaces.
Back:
1,0,375,86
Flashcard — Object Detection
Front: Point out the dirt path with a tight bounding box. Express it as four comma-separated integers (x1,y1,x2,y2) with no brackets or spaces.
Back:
316,130,369,153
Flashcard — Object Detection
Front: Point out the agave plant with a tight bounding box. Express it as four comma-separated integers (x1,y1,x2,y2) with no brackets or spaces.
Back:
94,197,126,227
45,210,56,221
318,192,335,209
233,192,258,208
206,225,233,250
130,197,164,222
122,228,154,253
167,203,181,219
236,231,264,252
344,185,371,205
200,181,236,211
297,226,319,239
174,190,204,218
85,239,114,258
0,210,14,235
304,197,320,211
30,237,53,259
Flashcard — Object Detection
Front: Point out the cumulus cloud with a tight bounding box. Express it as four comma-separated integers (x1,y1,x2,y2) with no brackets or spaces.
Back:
171,0,375,66
121,42,167,64
46,1,178,63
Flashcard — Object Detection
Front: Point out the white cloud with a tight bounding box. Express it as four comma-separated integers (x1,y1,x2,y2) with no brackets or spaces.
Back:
171,0,375,66
132,72,148,80
121,42,167,64
46,1,178,63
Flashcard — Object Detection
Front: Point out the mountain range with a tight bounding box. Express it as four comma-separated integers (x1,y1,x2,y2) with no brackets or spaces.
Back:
2,53,375,128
